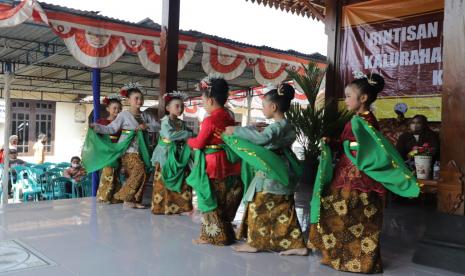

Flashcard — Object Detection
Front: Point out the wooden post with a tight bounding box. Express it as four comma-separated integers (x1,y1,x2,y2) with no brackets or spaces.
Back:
324,0,343,114
158,0,180,120
438,0,465,214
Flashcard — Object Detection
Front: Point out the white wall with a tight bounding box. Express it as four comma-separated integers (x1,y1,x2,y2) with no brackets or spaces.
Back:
16,102,92,163
50,102,92,163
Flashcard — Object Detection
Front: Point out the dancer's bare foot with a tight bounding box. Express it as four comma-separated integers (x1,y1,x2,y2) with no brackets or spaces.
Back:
279,248,309,256
232,243,258,253
123,202,146,209
123,202,135,208
192,238,209,245
133,203,147,209
110,198,123,204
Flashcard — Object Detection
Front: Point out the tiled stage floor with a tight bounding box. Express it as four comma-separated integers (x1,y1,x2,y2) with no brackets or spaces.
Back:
0,197,462,276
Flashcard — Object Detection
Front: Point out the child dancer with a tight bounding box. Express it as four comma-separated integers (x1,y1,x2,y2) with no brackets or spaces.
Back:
96,96,123,203
308,72,419,273
151,91,194,215
91,83,159,209
223,83,307,255
187,75,242,246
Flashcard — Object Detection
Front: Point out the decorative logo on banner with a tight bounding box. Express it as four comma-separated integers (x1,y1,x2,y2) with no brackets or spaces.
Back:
340,0,444,120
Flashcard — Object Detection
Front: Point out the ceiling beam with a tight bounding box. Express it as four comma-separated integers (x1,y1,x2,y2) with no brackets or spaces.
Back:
300,0,325,21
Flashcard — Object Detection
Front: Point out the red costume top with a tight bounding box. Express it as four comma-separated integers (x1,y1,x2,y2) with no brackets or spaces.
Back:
331,112,386,195
96,118,121,143
187,108,241,180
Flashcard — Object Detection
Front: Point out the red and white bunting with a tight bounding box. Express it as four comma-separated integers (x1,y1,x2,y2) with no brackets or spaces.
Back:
47,16,197,70
229,90,247,107
0,0,323,87
201,41,306,85
0,0,46,28
137,39,196,73
201,42,247,80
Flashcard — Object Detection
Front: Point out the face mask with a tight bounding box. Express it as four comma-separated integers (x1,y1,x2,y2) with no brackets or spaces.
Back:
71,163,81,168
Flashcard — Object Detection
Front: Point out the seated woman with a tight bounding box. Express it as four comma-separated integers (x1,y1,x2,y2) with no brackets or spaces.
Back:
396,114,440,163
64,156,87,183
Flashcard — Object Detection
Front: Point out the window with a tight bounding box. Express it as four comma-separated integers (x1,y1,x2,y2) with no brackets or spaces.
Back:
11,100,56,156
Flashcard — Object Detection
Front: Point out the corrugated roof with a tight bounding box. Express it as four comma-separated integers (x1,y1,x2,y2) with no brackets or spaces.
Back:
34,0,325,61
0,0,327,101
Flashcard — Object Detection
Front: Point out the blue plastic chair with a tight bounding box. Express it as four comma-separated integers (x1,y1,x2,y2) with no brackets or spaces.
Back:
47,167,64,176
41,181,55,200
51,177,74,199
14,168,42,202
31,164,49,173
74,174,92,198
43,162,56,170
40,170,62,200
10,166,30,202
57,162,71,169
29,167,46,181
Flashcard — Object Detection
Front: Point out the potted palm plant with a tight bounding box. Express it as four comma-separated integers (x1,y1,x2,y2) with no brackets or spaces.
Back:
286,62,351,188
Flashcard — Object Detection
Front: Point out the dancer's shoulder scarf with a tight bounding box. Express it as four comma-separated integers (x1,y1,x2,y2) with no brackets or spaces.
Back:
158,138,192,193
82,129,151,173
310,115,420,224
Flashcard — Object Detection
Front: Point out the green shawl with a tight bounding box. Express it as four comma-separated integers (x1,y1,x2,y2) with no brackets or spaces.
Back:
160,139,192,193
82,128,151,173
186,147,235,213
309,141,333,224
222,134,303,197
309,115,420,224
186,135,303,213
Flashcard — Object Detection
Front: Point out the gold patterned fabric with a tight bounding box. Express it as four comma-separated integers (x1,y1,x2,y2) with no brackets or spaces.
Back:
113,153,146,203
151,163,193,215
308,186,384,274
236,192,305,251
199,177,243,246
96,167,122,203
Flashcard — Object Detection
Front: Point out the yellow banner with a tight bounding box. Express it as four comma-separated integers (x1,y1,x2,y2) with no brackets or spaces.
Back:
339,95,442,121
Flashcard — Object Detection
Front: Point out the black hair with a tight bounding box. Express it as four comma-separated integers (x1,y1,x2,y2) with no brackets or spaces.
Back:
349,73,385,106
70,156,81,163
165,97,184,115
412,114,428,123
107,98,122,106
203,78,229,106
127,88,143,98
166,96,184,106
264,83,295,113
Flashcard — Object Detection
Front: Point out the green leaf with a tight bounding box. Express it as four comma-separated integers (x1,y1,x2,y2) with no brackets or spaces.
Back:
285,62,351,162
